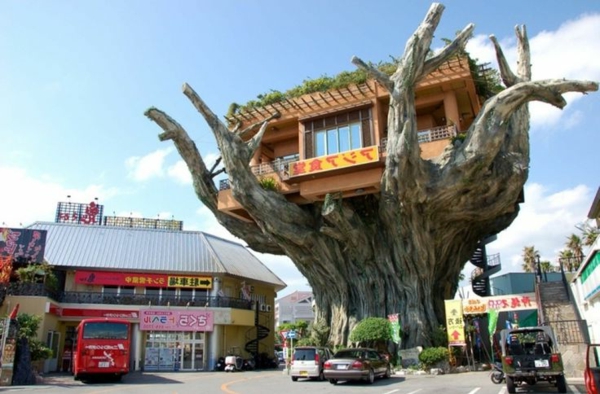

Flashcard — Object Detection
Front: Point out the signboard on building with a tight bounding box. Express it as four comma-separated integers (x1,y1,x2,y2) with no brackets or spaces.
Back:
102,216,183,231
55,201,104,225
288,146,379,177
444,299,466,346
461,293,536,315
48,306,139,319
0,228,47,263
139,309,214,332
74,270,213,289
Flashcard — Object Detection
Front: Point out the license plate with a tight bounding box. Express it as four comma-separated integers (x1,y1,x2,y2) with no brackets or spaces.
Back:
98,362,110,368
535,359,549,367
300,371,308,376
337,364,349,370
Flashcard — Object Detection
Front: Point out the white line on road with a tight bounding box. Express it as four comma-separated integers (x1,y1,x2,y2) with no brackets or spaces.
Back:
384,389,421,394
569,384,581,394
467,388,481,394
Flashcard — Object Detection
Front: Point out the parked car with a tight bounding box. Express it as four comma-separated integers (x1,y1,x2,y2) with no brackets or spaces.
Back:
290,346,333,381
277,351,285,364
585,343,600,394
499,326,567,393
323,347,392,385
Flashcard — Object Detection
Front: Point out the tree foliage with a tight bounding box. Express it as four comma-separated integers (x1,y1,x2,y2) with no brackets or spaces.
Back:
16,313,53,361
348,317,392,347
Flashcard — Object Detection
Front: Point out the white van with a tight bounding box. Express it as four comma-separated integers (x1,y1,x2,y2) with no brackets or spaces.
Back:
290,346,333,381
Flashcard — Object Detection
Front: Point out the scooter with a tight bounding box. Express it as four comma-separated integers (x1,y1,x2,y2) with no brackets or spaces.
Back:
224,355,244,372
490,362,505,384
215,357,226,371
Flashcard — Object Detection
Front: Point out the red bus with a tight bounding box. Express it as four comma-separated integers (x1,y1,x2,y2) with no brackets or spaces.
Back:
72,318,131,381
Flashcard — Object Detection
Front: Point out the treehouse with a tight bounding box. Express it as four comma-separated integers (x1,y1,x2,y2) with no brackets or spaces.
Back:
218,56,485,222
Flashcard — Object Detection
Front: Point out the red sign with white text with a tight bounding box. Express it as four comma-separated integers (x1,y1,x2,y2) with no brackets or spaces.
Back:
74,270,213,289
54,308,139,319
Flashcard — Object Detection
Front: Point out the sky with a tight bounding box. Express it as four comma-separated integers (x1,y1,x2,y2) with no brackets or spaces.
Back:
1,1,599,299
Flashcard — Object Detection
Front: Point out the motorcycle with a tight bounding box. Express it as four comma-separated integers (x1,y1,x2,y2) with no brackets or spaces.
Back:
224,355,244,372
490,362,505,384
215,357,226,371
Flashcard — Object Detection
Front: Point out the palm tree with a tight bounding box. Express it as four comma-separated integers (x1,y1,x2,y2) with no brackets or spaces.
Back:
540,260,556,273
577,221,599,247
558,249,575,272
565,234,584,271
521,246,538,273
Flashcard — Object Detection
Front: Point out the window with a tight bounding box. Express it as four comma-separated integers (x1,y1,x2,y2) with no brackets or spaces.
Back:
304,107,372,159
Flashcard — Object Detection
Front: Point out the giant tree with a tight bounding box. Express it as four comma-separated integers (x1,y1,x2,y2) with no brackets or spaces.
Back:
145,4,597,348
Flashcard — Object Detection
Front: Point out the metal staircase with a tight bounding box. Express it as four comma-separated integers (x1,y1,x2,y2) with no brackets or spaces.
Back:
470,238,501,297
244,303,271,363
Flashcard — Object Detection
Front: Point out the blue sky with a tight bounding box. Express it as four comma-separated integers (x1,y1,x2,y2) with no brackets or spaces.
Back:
1,1,599,297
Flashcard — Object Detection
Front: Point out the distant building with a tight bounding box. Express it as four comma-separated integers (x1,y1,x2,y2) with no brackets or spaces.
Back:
275,291,314,327
571,186,600,343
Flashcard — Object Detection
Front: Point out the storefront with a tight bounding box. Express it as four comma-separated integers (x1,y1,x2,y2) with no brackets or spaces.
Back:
139,308,213,372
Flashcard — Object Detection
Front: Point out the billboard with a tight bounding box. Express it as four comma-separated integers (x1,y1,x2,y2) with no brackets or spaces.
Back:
0,228,47,263
74,270,213,289
102,216,183,231
139,309,214,332
55,201,104,225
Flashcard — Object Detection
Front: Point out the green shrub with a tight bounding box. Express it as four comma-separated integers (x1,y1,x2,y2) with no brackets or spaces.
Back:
258,177,279,191
349,317,392,347
418,347,449,370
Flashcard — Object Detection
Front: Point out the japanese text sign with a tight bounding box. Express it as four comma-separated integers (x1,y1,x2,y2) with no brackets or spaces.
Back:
0,228,47,263
139,309,214,332
75,270,212,289
461,293,536,315
288,146,379,176
444,299,465,346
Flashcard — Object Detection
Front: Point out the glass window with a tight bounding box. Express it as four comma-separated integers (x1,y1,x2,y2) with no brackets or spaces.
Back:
103,285,118,294
82,322,129,339
314,121,363,157
315,131,326,157
120,286,134,295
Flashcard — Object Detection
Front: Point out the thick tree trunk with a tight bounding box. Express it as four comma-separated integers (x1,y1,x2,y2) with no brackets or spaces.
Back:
146,3,598,348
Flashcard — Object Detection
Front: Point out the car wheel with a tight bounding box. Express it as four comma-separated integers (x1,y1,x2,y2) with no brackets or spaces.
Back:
556,375,567,393
384,365,391,379
506,376,516,394
367,368,375,384
291,376,298,382
329,379,338,385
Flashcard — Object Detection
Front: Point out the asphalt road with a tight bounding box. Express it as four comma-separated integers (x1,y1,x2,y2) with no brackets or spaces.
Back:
0,368,587,394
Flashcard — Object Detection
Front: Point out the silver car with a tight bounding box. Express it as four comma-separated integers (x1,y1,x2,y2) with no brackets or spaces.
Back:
290,346,333,381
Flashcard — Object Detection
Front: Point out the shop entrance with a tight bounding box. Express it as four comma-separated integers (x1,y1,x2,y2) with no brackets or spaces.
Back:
144,332,204,371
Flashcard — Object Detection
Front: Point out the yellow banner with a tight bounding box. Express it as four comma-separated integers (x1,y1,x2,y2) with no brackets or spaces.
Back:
288,146,379,176
444,299,466,346
167,276,212,289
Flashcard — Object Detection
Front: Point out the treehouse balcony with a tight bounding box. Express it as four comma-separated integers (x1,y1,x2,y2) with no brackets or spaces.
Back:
217,125,457,222
217,56,481,222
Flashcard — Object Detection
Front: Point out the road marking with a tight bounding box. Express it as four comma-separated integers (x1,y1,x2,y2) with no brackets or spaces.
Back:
383,389,401,394
569,384,581,394
467,388,481,394
497,385,507,394
220,374,272,394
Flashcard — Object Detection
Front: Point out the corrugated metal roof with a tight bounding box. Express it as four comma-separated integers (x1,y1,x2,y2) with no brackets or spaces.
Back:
27,222,286,289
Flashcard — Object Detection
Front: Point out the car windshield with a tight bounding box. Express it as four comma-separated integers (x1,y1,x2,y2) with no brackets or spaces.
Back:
334,349,363,359
294,349,315,360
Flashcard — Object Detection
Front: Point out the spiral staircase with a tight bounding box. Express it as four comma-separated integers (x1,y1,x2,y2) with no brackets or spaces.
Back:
244,305,271,363
470,237,501,297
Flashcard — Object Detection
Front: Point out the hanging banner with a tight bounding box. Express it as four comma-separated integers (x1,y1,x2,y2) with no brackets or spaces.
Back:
388,313,401,344
462,293,536,315
444,299,466,346
488,308,499,338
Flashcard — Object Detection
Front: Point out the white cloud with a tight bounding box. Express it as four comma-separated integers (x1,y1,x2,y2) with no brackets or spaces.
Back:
461,184,593,281
0,166,119,227
166,152,223,186
126,147,173,181
466,13,600,130
167,161,192,185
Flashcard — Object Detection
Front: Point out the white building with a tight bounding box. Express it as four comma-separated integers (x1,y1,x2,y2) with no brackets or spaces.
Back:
275,291,315,328
571,187,600,343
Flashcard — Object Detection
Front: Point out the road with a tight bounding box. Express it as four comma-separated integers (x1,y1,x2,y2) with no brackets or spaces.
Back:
0,368,587,394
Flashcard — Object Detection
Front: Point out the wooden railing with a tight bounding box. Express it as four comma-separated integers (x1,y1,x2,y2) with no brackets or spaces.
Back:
219,125,457,191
